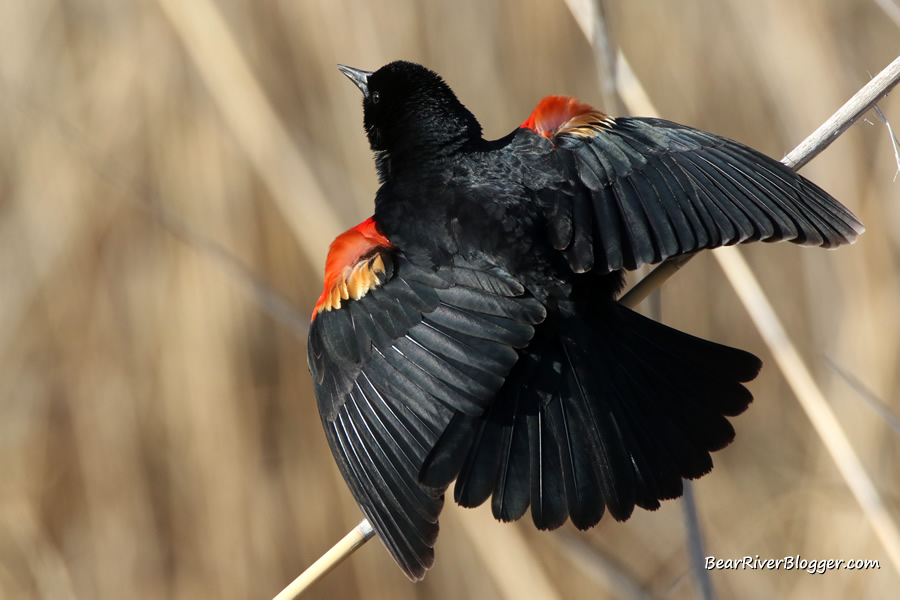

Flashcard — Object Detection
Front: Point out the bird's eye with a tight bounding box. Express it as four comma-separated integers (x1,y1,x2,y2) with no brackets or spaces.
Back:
371,91,380,104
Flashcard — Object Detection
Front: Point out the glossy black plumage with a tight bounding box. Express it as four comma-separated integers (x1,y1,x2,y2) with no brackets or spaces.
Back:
308,61,863,580
548,117,860,273
309,252,545,576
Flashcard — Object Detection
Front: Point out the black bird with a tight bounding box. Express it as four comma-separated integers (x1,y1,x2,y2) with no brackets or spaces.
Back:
307,61,863,579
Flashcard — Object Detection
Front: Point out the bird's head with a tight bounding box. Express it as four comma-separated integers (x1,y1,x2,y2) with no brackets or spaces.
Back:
338,61,482,180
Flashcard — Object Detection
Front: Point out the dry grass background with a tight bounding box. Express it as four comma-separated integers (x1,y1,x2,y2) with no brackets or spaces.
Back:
1,0,898,598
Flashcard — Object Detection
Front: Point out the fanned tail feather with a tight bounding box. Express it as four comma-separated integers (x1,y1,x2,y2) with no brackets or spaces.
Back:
421,299,760,529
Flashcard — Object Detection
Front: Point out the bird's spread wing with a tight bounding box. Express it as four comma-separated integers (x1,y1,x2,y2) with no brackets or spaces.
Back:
521,96,864,273
308,220,545,579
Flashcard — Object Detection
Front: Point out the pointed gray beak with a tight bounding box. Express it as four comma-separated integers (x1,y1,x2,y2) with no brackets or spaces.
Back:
337,64,373,98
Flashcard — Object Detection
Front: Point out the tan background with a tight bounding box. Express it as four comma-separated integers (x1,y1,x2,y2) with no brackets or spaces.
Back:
1,0,898,598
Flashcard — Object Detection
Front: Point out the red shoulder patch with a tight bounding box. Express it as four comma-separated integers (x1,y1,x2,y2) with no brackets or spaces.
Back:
312,217,393,320
520,96,612,138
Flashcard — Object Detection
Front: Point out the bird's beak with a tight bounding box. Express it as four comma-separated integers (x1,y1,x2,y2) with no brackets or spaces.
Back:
337,64,373,98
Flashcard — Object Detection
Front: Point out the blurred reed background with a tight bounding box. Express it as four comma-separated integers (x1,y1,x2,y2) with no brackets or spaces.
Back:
1,0,898,598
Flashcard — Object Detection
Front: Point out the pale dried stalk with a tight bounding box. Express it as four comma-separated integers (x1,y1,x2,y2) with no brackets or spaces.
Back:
156,0,343,268
622,54,900,307
782,55,900,169
445,502,563,600
714,245,900,573
272,520,374,600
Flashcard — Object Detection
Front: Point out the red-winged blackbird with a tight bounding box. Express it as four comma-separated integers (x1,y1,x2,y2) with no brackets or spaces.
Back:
307,61,863,580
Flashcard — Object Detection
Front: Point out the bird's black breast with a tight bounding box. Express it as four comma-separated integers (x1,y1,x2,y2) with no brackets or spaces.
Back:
376,151,538,252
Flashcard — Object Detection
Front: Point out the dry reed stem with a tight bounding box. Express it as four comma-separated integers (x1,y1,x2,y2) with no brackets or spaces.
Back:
155,0,343,268
272,520,374,600
548,531,658,600
782,55,900,170
873,105,900,177
445,502,562,600
873,0,900,27
826,356,900,435
680,482,714,600
714,245,900,573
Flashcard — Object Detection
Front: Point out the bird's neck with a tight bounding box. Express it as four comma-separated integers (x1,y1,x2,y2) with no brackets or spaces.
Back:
374,133,482,184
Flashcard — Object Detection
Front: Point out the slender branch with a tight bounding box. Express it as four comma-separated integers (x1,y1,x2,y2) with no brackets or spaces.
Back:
563,0,622,114
782,55,900,169
618,255,693,309
873,105,900,178
825,355,900,435
448,502,563,600
549,531,659,600
627,54,900,301
272,520,375,600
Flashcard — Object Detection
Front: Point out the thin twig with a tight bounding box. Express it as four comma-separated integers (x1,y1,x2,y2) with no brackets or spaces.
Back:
619,255,693,309
782,55,900,169
825,355,900,435
549,530,659,600
873,105,900,179
272,520,375,600
638,211,713,599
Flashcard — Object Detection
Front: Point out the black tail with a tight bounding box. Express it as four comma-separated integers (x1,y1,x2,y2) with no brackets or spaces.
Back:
420,299,761,530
